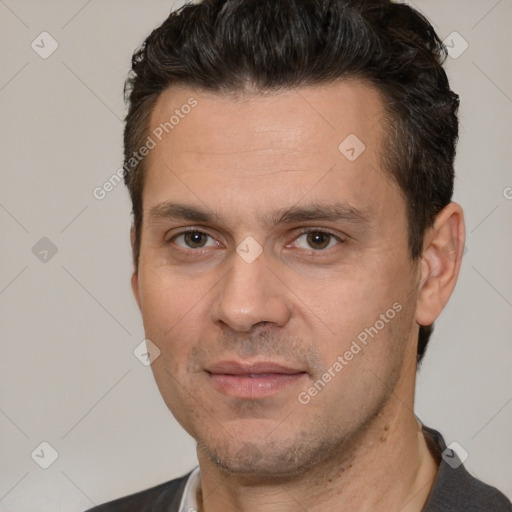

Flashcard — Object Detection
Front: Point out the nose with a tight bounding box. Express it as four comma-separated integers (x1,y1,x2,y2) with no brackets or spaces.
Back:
210,247,292,333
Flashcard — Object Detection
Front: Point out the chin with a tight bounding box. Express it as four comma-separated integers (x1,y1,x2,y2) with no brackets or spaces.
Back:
197,429,338,479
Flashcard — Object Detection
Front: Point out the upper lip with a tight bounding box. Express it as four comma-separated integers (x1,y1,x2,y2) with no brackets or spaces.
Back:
206,360,305,375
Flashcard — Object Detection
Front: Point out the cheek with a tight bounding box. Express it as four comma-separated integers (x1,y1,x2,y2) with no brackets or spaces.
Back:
301,267,396,328
301,262,412,364
139,266,203,328
138,270,211,370
140,271,211,426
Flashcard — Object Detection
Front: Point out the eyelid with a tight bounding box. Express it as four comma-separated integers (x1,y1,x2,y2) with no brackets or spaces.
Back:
166,226,216,242
293,226,344,237
165,226,346,252
287,227,345,246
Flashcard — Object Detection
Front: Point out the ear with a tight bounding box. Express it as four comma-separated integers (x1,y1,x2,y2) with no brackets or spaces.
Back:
415,202,465,327
130,226,141,310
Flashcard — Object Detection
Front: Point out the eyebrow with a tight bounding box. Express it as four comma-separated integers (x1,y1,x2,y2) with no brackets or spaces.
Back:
147,201,372,228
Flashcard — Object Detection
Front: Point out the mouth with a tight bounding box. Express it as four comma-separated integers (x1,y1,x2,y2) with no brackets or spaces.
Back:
205,361,307,399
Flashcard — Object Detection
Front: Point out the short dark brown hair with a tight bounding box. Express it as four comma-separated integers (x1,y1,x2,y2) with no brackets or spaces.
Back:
122,0,460,364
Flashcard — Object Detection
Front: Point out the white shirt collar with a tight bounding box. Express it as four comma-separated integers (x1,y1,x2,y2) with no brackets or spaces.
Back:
178,466,201,512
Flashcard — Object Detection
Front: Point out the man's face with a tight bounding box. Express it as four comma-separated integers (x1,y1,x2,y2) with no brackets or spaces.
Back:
132,80,421,476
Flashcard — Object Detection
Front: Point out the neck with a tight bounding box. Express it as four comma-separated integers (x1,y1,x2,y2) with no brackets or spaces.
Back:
196,371,438,511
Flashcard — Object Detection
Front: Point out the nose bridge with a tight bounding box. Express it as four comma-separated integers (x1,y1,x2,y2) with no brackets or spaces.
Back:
211,248,291,332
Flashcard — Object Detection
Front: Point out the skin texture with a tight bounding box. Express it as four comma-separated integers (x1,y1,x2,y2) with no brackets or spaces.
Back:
131,80,465,511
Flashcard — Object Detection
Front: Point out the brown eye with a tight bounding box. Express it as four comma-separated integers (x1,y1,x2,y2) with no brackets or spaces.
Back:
173,231,216,249
184,232,208,248
291,230,340,251
306,231,332,250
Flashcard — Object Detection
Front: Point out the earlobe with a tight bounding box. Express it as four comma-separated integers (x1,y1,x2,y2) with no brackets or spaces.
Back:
415,202,465,327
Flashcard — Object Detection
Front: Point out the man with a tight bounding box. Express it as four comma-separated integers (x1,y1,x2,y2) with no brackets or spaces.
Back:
87,0,511,510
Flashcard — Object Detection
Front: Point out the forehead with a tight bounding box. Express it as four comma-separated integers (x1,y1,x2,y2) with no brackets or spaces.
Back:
143,80,401,226
148,79,386,157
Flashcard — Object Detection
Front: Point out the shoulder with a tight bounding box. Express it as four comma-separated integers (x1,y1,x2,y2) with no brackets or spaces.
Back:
422,425,512,511
83,472,190,512
425,462,512,511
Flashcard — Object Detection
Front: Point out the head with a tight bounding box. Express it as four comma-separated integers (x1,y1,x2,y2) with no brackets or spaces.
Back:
124,0,464,477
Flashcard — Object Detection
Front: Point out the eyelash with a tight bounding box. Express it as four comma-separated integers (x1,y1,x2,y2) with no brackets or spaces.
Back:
166,227,345,254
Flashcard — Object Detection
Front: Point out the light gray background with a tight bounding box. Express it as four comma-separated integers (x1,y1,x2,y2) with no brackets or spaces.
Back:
0,1,510,510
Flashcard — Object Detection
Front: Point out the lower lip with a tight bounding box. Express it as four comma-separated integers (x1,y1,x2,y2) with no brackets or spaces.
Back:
208,372,306,399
